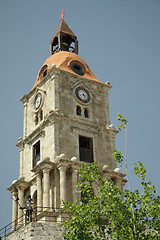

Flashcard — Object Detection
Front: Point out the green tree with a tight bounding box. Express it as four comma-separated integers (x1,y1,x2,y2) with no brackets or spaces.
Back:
62,115,160,239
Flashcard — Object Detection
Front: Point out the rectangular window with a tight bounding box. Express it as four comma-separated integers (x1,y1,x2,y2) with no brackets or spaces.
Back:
79,136,93,163
33,141,40,167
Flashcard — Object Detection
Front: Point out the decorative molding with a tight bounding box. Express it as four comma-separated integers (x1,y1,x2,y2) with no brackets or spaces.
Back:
24,129,45,145
71,80,94,96
31,160,55,174
7,179,30,192
106,125,119,135
35,87,47,95
101,168,127,181
68,59,89,73
70,121,100,134
20,94,28,104
16,137,24,149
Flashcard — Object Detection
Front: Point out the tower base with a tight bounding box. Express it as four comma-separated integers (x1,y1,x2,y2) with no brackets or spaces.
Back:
6,222,63,240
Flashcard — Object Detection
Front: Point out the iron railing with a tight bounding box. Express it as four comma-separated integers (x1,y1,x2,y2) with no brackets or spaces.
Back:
0,207,68,239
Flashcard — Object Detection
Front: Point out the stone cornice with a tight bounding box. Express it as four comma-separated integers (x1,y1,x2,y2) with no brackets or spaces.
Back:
23,110,63,144
16,110,66,147
17,111,117,148
45,110,64,124
19,66,58,102
20,65,112,104
56,159,81,169
70,120,100,134
31,160,55,173
20,94,28,104
24,129,45,145
57,68,112,91
16,137,24,149
106,125,119,135
102,169,127,181
7,179,30,192
71,80,95,97
105,81,112,91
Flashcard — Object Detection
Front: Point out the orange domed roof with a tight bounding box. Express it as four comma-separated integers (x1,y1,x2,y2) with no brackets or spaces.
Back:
33,51,101,89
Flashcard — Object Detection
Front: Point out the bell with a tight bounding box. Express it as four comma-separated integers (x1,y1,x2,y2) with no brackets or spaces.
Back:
62,42,69,51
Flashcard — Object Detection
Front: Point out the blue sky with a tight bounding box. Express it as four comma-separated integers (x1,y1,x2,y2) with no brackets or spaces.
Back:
0,0,160,228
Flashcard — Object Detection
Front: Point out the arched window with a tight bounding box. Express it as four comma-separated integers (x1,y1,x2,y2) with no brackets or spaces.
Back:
37,64,48,82
76,106,81,116
84,108,89,118
71,63,84,76
42,70,47,78
35,114,38,125
40,110,43,121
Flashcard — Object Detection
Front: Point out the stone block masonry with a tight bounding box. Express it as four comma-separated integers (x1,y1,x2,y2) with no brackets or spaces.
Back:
6,222,63,240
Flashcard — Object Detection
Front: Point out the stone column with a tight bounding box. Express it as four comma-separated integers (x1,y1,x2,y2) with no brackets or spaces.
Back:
11,189,18,229
58,165,67,207
37,171,42,212
72,166,78,202
18,186,25,225
42,168,50,210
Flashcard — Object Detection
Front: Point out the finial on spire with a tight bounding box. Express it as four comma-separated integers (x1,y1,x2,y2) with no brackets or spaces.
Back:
59,9,65,21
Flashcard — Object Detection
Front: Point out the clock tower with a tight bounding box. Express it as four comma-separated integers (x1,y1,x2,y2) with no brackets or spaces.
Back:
5,19,126,240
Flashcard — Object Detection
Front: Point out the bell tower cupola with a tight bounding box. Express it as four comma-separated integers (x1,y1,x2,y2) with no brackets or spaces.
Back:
50,12,78,55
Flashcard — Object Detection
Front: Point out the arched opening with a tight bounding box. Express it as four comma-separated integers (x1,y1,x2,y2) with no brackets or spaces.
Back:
84,108,89,118
35,114,38,125
40,110,43,121
76,106,81,116
37,64,48,82
42,70,47,78
71,63,84,76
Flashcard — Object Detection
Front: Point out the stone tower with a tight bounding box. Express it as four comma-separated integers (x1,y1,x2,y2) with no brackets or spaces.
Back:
5,19,126,240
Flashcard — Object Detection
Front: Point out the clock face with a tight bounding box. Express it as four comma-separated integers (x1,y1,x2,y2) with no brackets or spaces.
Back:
78,89,88,101
35,93,42,109
75,87,90,103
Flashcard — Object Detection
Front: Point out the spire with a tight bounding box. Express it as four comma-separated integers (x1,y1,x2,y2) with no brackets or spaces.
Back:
50,17,78,55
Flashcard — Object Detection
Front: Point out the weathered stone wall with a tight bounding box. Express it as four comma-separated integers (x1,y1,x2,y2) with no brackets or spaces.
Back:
7,66,118,224
57,70,116,169
18,67,116,181
6,222,63,240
